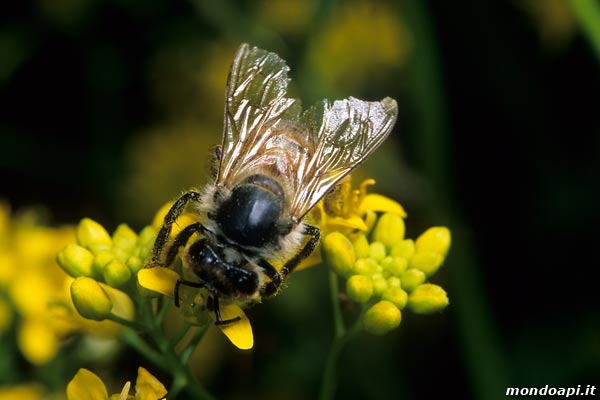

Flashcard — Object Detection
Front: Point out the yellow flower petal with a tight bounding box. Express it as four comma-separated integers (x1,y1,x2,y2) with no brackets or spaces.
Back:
134,367,167,400
358,194,407,217
66,368,109,400
137,267,179,297
152,202,173,231
9,271,52,316
100,283,135,322
210,304,254,350
326,215,368,232
18,318,58,365
0,383,45,400
295,247,322,271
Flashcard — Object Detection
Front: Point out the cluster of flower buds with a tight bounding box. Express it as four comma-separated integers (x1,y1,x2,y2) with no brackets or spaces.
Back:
56,218,153,323
322,205,450,335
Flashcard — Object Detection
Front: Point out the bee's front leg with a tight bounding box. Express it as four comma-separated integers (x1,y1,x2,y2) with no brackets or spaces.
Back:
148,191,203,267
174,277,205,307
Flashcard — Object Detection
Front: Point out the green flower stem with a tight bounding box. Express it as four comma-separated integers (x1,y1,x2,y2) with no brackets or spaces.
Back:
170,321,192,348
107,313,145,331
328,271,345,338
180,324,211,365
320,271,363,400
121,328,164,368
120,295,214,399
319,316,363,400
155,297,173,326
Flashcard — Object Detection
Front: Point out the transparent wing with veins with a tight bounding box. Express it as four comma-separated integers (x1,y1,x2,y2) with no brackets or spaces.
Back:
218,43,299,184
290,96,397,220
217,43,398,222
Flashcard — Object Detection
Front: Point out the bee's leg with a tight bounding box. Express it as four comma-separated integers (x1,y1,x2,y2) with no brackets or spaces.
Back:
148,191,203,266
280,224,320,277
258,259,282,296
174,278,205,307
210,296,242,326
161,222,207,268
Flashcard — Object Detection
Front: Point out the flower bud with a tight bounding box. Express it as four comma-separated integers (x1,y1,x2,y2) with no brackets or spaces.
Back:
138,225,157,247
369,241,387,262
371,274,388,296
407,284,449,314
126,256,143,274
112,224,138,253
77,218,112,249
322,232,355,277
415,227,451,257
382,257,408,276
102,260,132,287
390,239,415,259
346,275,373,303
387,276,401,288
382,286,408,309
363,301,401,335
92,250,114,277
400,268,426,292
70,277,113,320
409,252,444,277
352,235,370,259
111,247,130,263
57,245,95,277
353,258,379,276
372,213,405,248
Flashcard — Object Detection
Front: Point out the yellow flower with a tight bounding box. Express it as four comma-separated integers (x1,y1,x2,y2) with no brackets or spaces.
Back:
0,203,78,364
307,0,411,94
66,367,167,400
318,180,451,335
138,267,254,350
0,383,45,400
254,0,316,37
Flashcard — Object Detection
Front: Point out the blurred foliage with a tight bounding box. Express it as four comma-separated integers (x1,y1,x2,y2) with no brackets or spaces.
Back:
1,0,599,399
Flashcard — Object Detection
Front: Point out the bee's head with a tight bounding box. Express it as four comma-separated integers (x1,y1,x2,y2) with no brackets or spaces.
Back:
187,238,258,297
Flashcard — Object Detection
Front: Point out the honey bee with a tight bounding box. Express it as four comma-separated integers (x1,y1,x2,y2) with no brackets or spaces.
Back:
147,43,397,325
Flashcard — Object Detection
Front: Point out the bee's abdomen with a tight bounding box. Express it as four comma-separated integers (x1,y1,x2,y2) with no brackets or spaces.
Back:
216,175,284,248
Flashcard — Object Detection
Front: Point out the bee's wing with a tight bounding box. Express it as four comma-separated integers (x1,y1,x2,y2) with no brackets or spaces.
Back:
290,97,398,221
217,44,397,223
217,43,298,184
